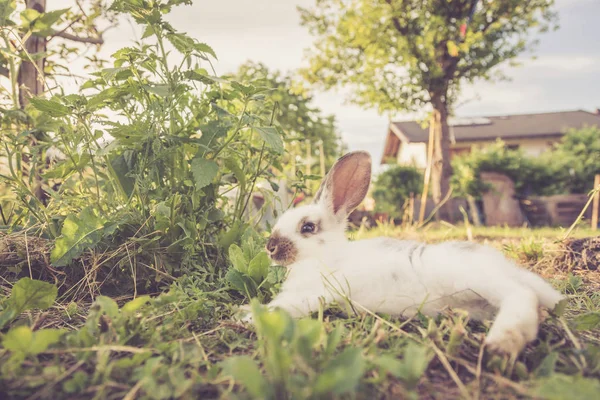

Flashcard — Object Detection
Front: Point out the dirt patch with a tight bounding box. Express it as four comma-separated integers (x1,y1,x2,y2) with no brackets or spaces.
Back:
555,236,600,271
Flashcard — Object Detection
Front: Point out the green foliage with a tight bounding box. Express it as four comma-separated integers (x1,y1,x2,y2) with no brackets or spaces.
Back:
232,61,342,185
551,126,600,194
2,326,65,357
373,343,432,389
0,278,58,329
1,0,289,295
533,374,600,400
372,165,423,215
50,207,118,266
225,227,284,301
450,140,566,198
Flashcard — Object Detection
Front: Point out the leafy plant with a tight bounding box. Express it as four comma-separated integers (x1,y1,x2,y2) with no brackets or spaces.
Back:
0,278,57,329
552,126,600,194
372,165,423,215
450,140,567,198
225,227,285,301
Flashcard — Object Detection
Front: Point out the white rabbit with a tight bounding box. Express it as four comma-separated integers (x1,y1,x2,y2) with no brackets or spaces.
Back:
243,151,564,355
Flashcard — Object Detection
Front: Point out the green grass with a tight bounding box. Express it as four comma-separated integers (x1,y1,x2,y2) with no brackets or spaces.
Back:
1,226,600,399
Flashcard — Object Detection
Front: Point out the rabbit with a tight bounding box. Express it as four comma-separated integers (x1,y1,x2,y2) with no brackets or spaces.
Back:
241,151,565,355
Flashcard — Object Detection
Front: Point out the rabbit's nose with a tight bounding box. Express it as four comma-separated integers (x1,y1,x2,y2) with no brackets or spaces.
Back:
266,238,278,255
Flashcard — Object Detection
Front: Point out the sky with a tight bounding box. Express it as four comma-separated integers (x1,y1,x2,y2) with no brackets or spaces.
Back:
51,0,600,166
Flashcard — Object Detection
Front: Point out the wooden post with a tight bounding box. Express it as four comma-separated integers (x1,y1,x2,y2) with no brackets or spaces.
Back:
418,117,436,225
305,139,312,175
467,195,482,226
592,174,600,230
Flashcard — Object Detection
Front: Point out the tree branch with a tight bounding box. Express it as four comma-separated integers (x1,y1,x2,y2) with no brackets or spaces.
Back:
52,31,104,45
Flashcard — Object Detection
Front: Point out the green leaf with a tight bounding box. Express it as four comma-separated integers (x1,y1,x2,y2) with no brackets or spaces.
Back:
572,312,600,331
2,326,64,355
373,343,432,388
225,269,257,298
110,151,136,199
143,84,170,97
248,251,270,282
255,307,295,343
224,157,246,189
266,265,287,285
218,221,246,250
221,356,269,398
296,319,323,361
166,33,195,54
29,98,70,117
20,8,40,27
2,326,32,353
94,296,119,318
51,207,108,267
190,157,218,190
254,126,284,154
10,278,57,313
534,352,559,378
229,244,248,273
44,153,91,180
324,324,345,358
29,329,65,354
122,296,151,313
194,42,217,59
197,121,230,153
315,347,365,395
532,374,600,400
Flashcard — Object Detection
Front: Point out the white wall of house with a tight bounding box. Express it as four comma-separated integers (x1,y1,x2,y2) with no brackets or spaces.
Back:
397,142,428,168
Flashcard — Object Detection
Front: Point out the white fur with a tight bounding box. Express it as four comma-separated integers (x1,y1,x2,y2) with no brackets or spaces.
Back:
245,152,565,355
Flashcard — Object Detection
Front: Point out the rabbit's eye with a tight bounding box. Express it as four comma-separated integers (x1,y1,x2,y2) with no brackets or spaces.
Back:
301,222,316,234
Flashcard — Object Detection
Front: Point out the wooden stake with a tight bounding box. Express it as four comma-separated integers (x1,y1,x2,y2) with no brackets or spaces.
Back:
419,117,436,225
591,174,600,230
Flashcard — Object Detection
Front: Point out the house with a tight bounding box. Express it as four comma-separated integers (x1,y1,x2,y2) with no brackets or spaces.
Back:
381,109,600,168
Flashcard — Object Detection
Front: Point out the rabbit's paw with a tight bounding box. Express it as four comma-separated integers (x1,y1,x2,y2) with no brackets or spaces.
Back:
485,318,538,355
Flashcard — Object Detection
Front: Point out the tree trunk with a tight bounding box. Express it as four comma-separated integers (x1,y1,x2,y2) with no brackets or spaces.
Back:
430,95,454,221
17,0,47,202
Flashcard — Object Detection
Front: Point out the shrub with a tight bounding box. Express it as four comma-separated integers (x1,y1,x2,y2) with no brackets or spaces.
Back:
372,165,423,215
451,140,567,199
552,126,600,194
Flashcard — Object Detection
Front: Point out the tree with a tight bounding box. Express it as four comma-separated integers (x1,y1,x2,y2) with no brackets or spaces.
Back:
232,62,342,187
1,0,116,201
298,0,557,220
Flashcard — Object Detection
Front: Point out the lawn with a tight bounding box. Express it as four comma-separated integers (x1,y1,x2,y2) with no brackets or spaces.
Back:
1,225,598,400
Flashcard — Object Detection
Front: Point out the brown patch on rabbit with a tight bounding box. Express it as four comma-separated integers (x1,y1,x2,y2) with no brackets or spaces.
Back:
266,232,298,266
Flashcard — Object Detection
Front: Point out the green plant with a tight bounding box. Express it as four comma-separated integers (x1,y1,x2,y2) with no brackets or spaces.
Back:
0,0,291,297
372,165,423,215
451,140,567,198
225,227,286,302
552,126,600,194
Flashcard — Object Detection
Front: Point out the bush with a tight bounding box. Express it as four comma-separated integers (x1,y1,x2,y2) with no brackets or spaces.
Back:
372,165,423,215
552,126,600,194
451,140,567,198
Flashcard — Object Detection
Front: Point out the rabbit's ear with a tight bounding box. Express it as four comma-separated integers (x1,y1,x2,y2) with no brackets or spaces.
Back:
314,151,371,217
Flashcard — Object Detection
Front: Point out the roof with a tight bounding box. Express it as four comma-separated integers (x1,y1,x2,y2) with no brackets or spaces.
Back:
391,110,600,143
